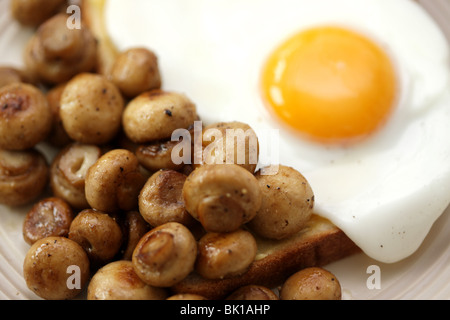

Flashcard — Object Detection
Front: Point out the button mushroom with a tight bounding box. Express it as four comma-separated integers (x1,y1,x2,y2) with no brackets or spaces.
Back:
247,165,315,240
195,229,257,280
280,267,342,300
68,209,123,267
10,0,66,27
23,197,74,245
23,236,90,300
60,73,125,145
200,121,259,173
110,47,162,98
135,139,185,172
87,260,168,300
0,82,52,151
136,121,197,171
122,90,197,144
182,164,262,233
23,13,97,84
0,149,49,207
139,169,195,228
85,149,147,213
132,222,197,287
50,142,102,210
0,66,33,88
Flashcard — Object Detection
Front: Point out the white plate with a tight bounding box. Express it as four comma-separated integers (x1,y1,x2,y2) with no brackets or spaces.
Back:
0,0,448,300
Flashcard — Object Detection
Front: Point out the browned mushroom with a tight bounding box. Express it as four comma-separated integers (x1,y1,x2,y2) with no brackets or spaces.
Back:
10,0,66,27
247,165,314,240
0,82,52,150
84,149,147,213
182,164,262,233
195,229,257,280
46,83,72,147
135,140,185,172
280,267,342,300
59,73,125,145
120,211,151,261
87,260,168,300
50,142,102,210
122,90,197,144
68,209,123,267
139,169,195,227
0,149,49,207
110,47,162,98
132,222,197,287
200,121,259,173
23,13,97,84
23,236,90,300
23,197,74,245
0,67,34,88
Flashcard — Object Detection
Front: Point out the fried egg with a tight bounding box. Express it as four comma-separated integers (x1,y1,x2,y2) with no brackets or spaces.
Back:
106,0,450,263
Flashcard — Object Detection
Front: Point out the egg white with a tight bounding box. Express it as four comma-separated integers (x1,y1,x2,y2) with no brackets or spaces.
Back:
106,0,450,263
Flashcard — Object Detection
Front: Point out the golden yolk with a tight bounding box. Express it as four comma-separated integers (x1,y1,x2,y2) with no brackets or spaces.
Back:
261,26,397,144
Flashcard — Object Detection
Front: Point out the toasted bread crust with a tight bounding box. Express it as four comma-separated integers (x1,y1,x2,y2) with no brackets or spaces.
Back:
171,215,360,299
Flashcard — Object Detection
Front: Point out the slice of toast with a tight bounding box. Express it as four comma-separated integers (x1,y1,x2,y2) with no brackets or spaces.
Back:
171,214,360,299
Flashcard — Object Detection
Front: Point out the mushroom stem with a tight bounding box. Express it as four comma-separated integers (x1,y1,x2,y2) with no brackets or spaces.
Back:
136,231,175,272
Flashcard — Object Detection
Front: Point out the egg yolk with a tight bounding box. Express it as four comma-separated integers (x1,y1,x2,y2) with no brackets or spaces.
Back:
261,26,397,144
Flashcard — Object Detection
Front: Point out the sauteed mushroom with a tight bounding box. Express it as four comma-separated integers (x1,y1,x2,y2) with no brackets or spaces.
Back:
23,236,90,300
46,83,72,147
123,90,197,144
0,67,33,88
50,143,102,209
0,83,52,150
110,47,162,98
200,121,259,173
59,73,124,145
68,209,123,267
248,165,314,240
195,229,257,280
132,222,197,287
280,267,342,300
24,13,97,84
182,164,262,233
87,260,168,300
23,197,74,245
10,0,66,27
120,211,151,261
0,149,49,207
139,169,194,227
85,149,146,212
